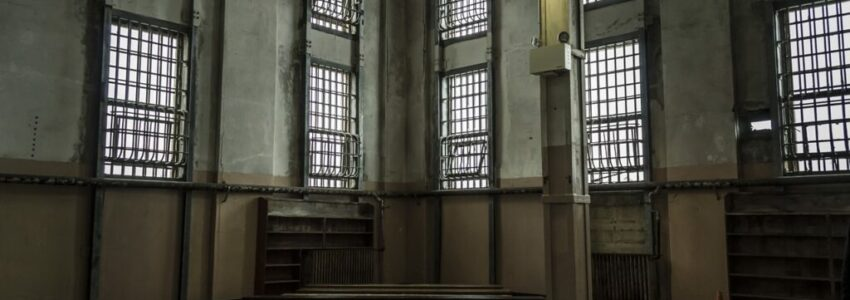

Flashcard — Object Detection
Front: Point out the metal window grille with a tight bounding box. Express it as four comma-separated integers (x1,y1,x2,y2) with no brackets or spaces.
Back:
776,0,850,175
592,254,656,300
438,0,489,41
303,249,377,284
439,67,490,190
307,62,361,189
312,0,361,35
101,13,190,180
584,38,647,184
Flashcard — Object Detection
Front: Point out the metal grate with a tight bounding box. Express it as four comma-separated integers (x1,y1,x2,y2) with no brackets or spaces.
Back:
584,38,647,184
312,0,361,35
102,13,190,179
776,0,850,175
303,249,376,284
438,0,489,41
307,62,360,189
439,67,490,190
592,254,655,300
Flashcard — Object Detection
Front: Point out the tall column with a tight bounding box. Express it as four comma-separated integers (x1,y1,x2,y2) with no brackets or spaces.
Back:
534,0,592,299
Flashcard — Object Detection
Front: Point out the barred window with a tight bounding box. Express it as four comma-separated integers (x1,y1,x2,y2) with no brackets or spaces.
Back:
102,12,190,179
438,0,489,41
776,0,850,175
307,62,361,189
584,38,647,184
439,67,490,190
312,0,361,35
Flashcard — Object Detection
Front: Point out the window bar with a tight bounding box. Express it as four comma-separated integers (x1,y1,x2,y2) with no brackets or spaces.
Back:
439,66,490,190
584,36,648,184
101,11,191,180
437,0,489,42
486,1,496,189
776,0,850,175
306,62,361,189
311,0,362,36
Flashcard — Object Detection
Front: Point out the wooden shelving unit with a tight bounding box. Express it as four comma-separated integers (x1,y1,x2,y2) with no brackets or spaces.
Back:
726,193,850,300
255,198,376,295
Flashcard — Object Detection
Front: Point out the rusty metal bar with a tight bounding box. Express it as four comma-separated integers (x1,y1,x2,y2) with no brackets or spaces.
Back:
589,174,850,192
3,173,850,197
0,172,386,196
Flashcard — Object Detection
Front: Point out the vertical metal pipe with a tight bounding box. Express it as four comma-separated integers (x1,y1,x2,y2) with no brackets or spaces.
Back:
434,197,443,283
377,0,387,192
178,3,200,298
488,195,499,284
486,0,496,189
638,30,652,182
485,0,498,283
89,5,113,300
432,0,443,191
354,0,364,190
302,0,313,189
89,188,106,300
770,1,787,176
178,190,193,300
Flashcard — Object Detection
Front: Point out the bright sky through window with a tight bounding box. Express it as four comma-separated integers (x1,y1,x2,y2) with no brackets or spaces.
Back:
312,0,361,35
777,0,850,174
439,67,490,190
307,63,360,189
103,15,189,179
584,38,647,184
438,0,489,41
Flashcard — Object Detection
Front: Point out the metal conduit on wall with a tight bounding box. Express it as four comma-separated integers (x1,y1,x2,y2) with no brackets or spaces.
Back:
3,173,850,196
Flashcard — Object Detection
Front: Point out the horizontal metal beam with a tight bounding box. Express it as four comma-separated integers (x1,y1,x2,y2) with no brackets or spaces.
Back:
2,173,850,198
0,173,386,197
589,175,850,192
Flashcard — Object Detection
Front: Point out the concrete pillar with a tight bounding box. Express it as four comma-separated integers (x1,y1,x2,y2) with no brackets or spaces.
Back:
658,0,736,298
535,0,592,299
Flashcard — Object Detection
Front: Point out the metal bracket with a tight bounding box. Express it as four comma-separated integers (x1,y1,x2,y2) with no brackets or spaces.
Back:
192,10,201,27
571,48,586,60
433,45,444,72
486,47,494,62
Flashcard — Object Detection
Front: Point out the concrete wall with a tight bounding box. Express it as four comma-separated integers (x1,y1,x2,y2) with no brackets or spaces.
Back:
731,0,779,179
440,196,491,284
213,0,396,298
0,0,396,299
658,0,736,298
0,1,95,289
584,0,737,299
0,6,97,296
0,0,207,299
382,197,438,283
0,0,780,299
499,195,546,294
496,0,544,188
